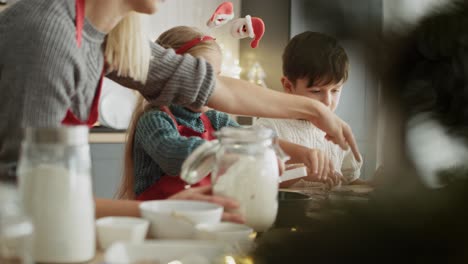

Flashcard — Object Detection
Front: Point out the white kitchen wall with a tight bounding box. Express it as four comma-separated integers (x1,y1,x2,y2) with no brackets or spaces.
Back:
143,0,242,76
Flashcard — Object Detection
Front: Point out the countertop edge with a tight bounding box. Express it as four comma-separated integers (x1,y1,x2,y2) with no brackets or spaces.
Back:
89,132,127,144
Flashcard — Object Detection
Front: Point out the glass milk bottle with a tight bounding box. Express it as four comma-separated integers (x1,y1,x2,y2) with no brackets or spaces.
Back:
181,127,286,232
17,126,95,263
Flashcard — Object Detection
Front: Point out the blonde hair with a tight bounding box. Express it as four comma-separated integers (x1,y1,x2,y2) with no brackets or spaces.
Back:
117,95,153,199
105,12,151,84
116,26,221,199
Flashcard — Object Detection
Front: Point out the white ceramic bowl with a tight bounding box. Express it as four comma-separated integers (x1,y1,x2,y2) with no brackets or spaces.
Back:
139,200,223,239
194,222,255,253
96,217,149,250
105,240,225,264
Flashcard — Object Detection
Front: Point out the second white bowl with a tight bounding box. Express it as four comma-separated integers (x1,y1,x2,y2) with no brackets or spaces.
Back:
96,217,149,250
139,200,223,239
195,222,255,252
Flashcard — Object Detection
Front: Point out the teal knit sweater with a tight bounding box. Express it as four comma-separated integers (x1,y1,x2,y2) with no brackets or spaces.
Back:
133,105,239,195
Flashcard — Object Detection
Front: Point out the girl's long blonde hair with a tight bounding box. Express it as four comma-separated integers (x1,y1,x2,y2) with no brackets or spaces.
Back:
116,26,221,199
105,13,151,84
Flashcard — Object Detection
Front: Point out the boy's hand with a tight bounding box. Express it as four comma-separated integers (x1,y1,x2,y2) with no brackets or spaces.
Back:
299,147,343,187
278,158,286,175
168,186,245,223
300,148,335,181
325,171,343,187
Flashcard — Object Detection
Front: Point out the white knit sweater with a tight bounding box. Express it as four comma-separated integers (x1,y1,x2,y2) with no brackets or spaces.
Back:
255,118,362,184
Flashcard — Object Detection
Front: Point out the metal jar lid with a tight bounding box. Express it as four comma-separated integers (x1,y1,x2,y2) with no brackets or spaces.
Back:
23,126,89,146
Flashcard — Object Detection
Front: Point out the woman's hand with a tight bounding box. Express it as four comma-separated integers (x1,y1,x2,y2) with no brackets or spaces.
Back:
168,185,245,223
316,107,362,163
209,77,361,163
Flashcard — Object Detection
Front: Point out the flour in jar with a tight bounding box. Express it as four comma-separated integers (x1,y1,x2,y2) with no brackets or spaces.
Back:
19,164,95,263
213,150,279,232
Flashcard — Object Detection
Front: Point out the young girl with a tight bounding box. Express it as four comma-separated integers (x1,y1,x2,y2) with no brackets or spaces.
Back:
118,26,341,200
117,26,241,200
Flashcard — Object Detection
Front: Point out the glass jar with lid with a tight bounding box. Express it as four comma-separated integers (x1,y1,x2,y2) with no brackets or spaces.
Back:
181,126,287,232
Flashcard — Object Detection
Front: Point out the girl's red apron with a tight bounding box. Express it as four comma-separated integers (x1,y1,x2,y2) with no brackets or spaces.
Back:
62,0,104,126
136,106,214,200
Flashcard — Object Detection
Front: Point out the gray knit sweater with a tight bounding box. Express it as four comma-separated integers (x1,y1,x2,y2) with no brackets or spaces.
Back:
0,0,215,176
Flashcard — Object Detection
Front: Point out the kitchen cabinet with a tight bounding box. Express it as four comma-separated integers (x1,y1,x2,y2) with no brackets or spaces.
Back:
91,143,125,198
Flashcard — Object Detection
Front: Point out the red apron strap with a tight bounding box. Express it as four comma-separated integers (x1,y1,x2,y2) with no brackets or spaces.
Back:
62,67,105,127
62,0,104,127
75,0,85,48
199,113,216,140
160,106,179,127
160,107,215,139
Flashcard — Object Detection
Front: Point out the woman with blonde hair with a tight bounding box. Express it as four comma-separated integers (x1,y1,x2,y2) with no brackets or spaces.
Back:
0,0,360,218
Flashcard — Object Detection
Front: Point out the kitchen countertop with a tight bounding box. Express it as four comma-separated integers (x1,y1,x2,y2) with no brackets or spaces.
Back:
89,132,127,143
89,126,127,143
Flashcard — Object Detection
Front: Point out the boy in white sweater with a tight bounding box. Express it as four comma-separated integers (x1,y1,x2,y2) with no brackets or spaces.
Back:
256,31,363,187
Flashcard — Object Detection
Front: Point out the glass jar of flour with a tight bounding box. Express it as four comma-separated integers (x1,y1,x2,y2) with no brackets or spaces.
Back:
181,126,287,232
17,126,95,263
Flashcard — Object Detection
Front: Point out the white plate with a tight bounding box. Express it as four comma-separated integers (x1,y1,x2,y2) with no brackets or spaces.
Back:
105,240,225,264
98,78,138,130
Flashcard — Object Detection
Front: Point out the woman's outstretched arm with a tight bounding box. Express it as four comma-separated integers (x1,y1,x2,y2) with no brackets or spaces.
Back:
208,76,361,162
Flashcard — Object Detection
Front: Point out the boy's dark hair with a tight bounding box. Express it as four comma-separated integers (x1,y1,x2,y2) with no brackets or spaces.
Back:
282,31,349,87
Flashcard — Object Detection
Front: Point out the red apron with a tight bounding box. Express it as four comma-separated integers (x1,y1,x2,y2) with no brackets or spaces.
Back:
62,0,104,126
136,106,215,200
